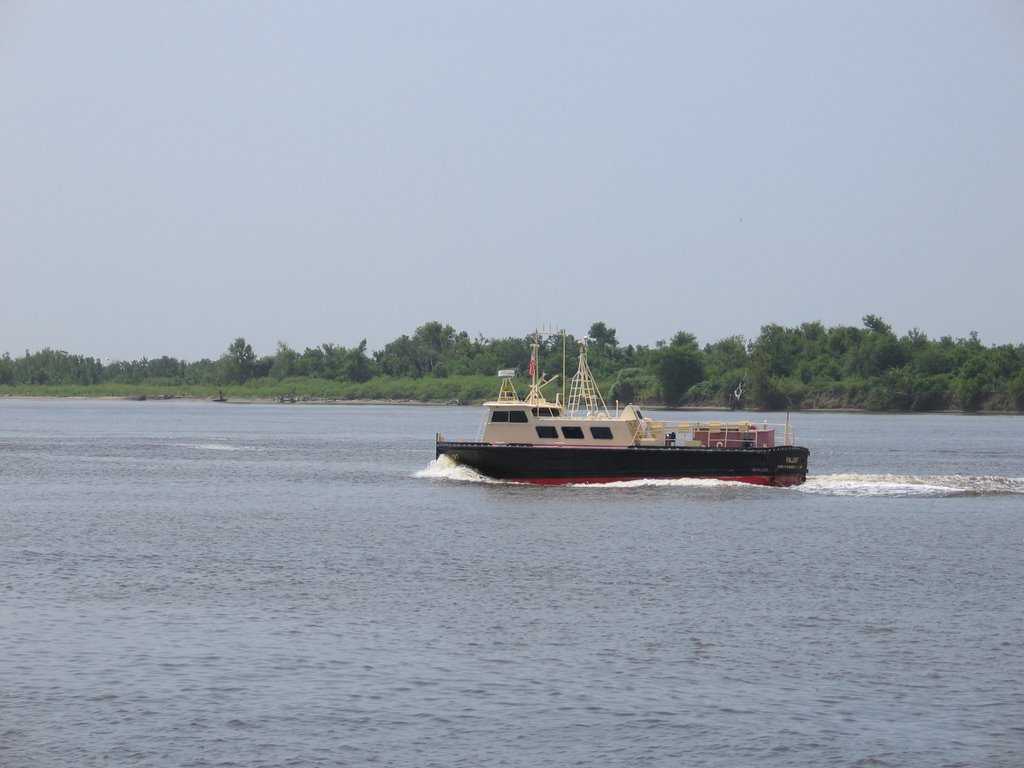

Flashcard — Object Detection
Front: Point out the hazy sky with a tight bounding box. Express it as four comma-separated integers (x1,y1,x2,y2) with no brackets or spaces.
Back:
2,1,1022,362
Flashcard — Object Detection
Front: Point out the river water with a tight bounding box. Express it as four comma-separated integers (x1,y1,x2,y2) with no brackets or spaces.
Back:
1,399,1022,767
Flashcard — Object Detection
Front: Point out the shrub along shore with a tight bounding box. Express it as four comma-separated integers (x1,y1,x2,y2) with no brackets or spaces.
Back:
4,318,1023,412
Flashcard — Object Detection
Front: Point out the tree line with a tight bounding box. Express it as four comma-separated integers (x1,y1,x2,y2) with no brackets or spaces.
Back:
3,317,1023,411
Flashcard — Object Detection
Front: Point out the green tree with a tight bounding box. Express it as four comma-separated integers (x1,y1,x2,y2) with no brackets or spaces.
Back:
703,335,749,404
610,367,656,404
147,356,184,381
850,315,906,377
748,324,802,407
220,337,256,384
413,321,458,377
342,340,374,383
954,355,994,411
375,334,418,378
587,321,618,348
1008,370,1024,410
648,331,704,406
271,342,300,379
862,314,892,334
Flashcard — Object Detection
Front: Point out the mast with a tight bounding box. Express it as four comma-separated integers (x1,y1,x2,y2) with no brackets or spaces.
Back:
523,333,550,405
561,330,566,407
523,329,564,407
566,336,609,417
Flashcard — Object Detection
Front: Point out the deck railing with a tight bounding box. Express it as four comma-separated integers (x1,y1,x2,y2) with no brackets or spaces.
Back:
667,420,796,448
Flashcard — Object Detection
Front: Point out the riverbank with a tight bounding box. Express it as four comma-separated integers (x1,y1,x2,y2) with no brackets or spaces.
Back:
3,392,1021,414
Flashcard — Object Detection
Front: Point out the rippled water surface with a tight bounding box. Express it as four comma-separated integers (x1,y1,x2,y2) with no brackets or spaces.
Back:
2,400,1022,767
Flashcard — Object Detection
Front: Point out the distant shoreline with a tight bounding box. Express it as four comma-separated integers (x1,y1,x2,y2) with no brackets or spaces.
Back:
0,393,451,406
3,393,1020,415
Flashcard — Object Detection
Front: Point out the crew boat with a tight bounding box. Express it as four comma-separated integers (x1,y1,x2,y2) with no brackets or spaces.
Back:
435,333,809,486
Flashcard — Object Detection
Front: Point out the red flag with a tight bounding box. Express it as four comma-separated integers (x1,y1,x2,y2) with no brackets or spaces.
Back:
528,357,536,376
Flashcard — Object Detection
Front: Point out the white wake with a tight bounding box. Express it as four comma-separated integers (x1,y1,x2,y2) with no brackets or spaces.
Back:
798,474,1024,497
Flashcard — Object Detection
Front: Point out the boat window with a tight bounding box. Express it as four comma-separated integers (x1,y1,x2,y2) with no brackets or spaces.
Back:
589,426,614,440
562,426,585,439
535,426,558,439
534,407,561,418
493,409,528,423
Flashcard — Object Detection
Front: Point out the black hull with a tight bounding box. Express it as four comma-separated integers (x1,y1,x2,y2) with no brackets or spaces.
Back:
435,441,809,487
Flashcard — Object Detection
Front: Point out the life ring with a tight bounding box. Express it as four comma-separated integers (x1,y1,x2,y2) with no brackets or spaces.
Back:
715,441,724,448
